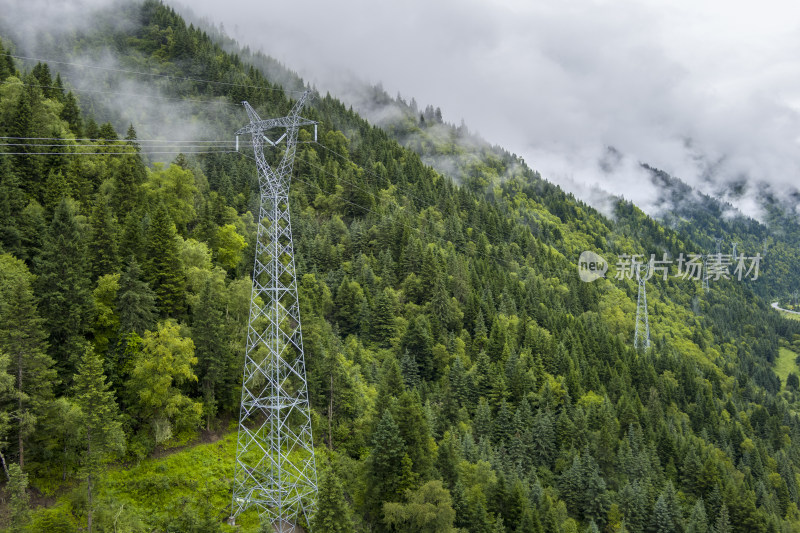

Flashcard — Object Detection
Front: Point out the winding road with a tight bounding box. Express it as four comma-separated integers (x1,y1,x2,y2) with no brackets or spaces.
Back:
772,301,800,315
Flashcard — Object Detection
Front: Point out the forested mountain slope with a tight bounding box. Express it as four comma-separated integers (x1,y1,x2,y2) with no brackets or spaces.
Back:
1,2,800,532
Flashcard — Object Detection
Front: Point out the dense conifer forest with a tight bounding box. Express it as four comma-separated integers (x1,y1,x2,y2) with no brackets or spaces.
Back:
2,2,800,531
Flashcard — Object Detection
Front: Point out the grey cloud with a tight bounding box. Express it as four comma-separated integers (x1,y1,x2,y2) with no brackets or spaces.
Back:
180,0,800,220
5,0,800,220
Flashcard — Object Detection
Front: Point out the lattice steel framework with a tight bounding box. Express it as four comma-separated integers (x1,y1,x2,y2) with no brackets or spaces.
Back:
230,93,318,531
634,263,651,350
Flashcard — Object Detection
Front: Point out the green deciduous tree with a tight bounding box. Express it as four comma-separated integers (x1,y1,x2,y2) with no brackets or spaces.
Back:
383,480,457,533
127,320,201,445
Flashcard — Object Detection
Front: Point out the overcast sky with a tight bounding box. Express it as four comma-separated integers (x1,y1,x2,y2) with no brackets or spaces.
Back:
177,0,800,217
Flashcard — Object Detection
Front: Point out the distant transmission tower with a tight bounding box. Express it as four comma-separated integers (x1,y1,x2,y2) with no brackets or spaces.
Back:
634,263,651,350
229,93,318,530
715,238,723,256
731,241,739,262
702,254,710,293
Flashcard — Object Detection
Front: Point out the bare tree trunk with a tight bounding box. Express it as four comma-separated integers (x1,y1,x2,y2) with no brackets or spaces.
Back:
0,449,9,480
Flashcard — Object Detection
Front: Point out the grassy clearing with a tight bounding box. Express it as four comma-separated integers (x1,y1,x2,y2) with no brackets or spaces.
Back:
25,432,265,532
775,347,800,389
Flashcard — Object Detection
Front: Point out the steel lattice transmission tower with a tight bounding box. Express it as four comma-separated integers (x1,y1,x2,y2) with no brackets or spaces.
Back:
229,93,318,531
731,241,739,262
634,263,651,350
702,254,710,293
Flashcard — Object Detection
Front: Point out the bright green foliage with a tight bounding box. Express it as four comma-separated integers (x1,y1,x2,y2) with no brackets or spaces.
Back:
383,480,457,533
492,515,506,533
214,223,246,270
127,321,201,445
144,204,186,317
36,198,93,382
311,464,355,533
144,163,197,234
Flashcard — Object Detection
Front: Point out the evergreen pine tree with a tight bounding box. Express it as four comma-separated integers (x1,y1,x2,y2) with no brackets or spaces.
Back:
714,505,731,533
394,390,433,479
686,498,708,533
401,315,434,379
192,279,229,429
72,345,124,533
375,354,404,417
400,349,420,389
88,196,119,280
311,464,355,533
36,199,93,383
650,482,683,533
144,205,185,317
116,257,156,337
364,411,410,528
7,462,30,532
371,287,397,346
0,254,56,469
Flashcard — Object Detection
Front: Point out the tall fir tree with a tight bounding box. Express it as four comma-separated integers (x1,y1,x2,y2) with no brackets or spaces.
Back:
7,462,30,532
116,257,156,337
311,463,355,533
192,279,229,429
88,196,119,280
144,204,185,317
0,254,56,468
36,199,93,385
364,411,414,531
72,345,124,533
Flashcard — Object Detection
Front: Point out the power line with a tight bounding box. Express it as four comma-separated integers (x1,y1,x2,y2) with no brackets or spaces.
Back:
4,53,305,95
0,150,235,155
15,80,240,106
0,143,232,149
0,136,233,143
